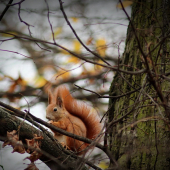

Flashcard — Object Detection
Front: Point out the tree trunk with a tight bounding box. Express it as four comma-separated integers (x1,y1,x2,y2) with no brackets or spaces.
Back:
109,0,170,169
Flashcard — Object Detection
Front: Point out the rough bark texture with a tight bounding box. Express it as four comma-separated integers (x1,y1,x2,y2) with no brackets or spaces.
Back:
109,0,170,170
0,107,87,170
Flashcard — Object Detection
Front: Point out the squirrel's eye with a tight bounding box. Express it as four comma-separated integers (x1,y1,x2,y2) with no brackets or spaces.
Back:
53,108,57,112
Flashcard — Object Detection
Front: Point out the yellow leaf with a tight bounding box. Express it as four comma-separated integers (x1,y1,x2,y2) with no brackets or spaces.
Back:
98,161,109,169
54,70,70,79
74,40,81,53
117,0,133,9
71,17,79,22
34,76,47,88
0,32,18,37
60,49,70,55
51,27,62,39
95,60,105,70
96,38,107,57
67,56,80,64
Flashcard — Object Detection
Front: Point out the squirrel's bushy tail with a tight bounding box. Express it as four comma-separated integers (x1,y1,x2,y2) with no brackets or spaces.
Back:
55,85,102,140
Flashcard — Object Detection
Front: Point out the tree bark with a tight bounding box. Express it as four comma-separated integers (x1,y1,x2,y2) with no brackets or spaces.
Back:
109,0,170,169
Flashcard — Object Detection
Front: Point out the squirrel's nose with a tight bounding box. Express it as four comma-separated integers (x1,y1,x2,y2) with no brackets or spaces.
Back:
46,115,51,120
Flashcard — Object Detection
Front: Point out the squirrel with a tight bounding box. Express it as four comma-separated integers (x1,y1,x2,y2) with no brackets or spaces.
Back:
46,85,102,154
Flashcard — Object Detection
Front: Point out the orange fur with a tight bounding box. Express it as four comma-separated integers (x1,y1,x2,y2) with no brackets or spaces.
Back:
46,85,102,154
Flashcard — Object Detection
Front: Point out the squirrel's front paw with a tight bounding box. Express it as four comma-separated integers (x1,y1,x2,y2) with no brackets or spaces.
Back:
60,142,70,150
48,120,54,124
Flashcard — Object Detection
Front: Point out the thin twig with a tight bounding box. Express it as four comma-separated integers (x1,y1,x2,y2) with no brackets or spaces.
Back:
0,30,147,75
58,0,111,66
75,84,141,99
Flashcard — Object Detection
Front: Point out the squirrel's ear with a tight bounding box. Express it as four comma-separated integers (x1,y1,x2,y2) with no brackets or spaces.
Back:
57,97,63,108
48,89,53,104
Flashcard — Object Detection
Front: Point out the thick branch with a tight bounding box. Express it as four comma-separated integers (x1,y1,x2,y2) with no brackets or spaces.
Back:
0,102,115,168
0,107,85,170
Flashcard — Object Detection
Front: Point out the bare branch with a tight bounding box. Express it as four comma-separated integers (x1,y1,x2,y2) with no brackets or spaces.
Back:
0,0,13,21
0,30,146,75
58,0,111,66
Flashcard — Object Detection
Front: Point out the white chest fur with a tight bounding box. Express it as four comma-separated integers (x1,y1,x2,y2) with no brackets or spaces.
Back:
55,135,67,144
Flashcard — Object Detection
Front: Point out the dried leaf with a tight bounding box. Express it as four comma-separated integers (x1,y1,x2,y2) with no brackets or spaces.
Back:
8,83,17,94
2,140,11,147
25,150,42,163
86,37,93,45
25,163,39,170
12,140,25,154
3,130,25,154
25,135,43,163
4,130,18,145
7,74,27,93
25,134,43,153
33,134,43,141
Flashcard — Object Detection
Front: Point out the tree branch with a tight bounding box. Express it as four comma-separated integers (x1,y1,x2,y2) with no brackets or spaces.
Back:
0,0,13,21
0,101,117,167
0,106,104,170
0,30,146,75
0,107,78,170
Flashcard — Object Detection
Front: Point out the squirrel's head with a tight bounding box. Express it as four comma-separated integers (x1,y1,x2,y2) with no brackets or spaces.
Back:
46,96,66,121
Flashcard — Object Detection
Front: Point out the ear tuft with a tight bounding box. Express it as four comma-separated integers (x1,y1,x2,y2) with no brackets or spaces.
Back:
57,97,63,108
48,89,53,104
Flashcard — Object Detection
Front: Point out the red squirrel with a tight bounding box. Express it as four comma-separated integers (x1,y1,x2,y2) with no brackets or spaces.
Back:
46,85,102,154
